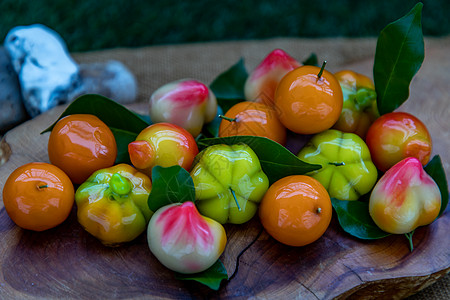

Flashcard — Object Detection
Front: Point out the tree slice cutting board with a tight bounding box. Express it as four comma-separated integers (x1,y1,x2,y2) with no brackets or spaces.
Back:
0,38,449,299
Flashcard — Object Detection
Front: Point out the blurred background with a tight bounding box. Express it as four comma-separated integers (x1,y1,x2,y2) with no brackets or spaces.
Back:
1,0,449,52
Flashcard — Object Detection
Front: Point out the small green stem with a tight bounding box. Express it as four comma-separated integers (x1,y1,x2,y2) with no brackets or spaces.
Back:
110,173,132,196
317,61,327,79
229,188,241,211
219,115,236,122
38,185,48,189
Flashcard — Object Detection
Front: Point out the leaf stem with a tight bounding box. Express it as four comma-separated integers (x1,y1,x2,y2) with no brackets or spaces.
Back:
218,115,236,122
317,61,327,79
405,230,415,252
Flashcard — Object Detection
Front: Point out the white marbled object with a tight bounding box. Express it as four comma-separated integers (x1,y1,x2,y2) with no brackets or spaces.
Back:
4,24,80,117
3,24,138,118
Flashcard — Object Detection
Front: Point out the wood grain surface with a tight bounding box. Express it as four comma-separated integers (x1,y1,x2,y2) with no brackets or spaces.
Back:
0,37,449,299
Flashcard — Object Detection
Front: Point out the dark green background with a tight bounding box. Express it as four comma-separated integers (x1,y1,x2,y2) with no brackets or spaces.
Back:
1,0,448,52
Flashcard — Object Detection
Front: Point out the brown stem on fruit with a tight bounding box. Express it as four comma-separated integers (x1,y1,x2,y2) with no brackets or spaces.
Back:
317,61,327,79
229,187,241,211
219,115,236,122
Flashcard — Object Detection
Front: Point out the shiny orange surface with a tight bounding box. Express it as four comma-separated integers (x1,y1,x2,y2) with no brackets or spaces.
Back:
129,123,198,177
259,175,332,247
366,112,432,172
274,65,343,134
218,101,287,145
2,162,74,231
48,114,117,184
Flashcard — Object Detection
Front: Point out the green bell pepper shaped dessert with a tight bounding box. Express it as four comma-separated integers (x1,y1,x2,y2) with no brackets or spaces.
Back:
190,143,269,224
297,129,378,201
75,163,153,246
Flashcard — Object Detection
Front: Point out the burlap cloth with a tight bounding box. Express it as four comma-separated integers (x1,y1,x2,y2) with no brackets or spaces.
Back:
72,37,382,103
2,37,449,298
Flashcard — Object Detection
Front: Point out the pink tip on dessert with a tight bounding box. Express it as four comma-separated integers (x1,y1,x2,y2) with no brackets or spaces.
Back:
251,49,301,80
157,201,214,251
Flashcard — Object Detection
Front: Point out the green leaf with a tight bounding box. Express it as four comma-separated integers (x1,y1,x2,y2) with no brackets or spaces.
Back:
202,105,223,138
302,53,319,66
147,165,196,212
424,155,449,218
210,58,248,113
197,135,321,184
135,112,152,125
373,3,424,115
109,128,137,164
174,260,228,291
331,198,391,240
41,94,150,134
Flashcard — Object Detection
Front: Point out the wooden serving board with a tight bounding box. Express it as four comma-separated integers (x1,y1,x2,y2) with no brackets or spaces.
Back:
1,38,449,299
